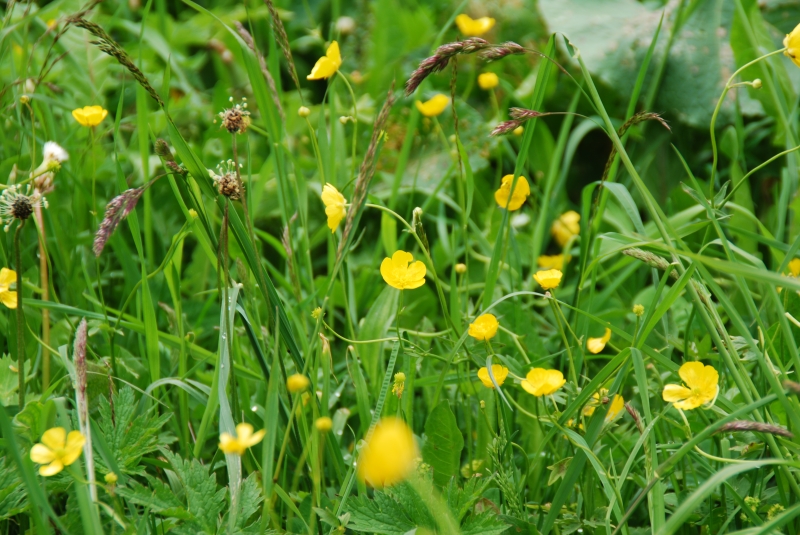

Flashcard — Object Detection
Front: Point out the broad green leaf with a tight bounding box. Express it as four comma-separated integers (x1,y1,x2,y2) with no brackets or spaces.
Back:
422,401,464,488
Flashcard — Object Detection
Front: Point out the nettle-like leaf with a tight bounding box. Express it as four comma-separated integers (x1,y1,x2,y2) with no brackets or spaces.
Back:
346,477,506,534
116,474,192,519
0,457,26,520
164,451,227,534
94,386,172,474
229,473,264,533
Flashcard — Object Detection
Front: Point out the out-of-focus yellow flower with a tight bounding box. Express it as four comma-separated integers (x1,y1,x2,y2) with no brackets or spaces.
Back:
357,417,418,487
587,328,611,354
513,126,524,136
455,14,495,36
494,174,530,211
551,210,580,247
662,362,719,410
311,307,323,319
478,72,499,90
30,427,85,476
633,304,645,317
287,374,310,393
298,106,311,117
784,23,800,67
533,269,562,291
521,368,566,396
468,313,499,341
219,423,265,456
72,105,108,127
788,258,800,277
538,254,564,271
380,250,426,290
455,263,467,274
315,417,333,433
583,389,624,421
0,268,17,309
477,365,508,388
104,472,118,484
307,41,342,80
321,183,347,232
415,94,449,117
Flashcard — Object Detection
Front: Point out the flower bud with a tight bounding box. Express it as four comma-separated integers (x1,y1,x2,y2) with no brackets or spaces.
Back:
315,416,333,433
20,95,30,105
455,263,467,274
752,78,762,89
513,126,524,136
298,106,311,118
104,472,118,484
633,304,644,317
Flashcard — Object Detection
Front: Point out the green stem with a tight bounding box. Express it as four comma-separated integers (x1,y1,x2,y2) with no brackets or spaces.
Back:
15,220,25,408
707,48,785,195
335,72,359,182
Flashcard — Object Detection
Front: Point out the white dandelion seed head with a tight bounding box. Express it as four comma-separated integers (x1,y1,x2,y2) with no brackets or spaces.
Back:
43,141,69,164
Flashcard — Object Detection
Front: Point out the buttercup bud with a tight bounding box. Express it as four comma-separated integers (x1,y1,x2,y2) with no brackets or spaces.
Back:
298,106,311,118
455,263,467,274
633,304,644,317
752,79,762,89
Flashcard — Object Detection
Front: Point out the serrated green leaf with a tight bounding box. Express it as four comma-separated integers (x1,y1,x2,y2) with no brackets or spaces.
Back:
164,450,227,534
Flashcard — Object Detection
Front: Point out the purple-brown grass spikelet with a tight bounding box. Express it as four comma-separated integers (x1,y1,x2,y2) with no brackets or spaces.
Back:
93,188,144,257
715,420,794,439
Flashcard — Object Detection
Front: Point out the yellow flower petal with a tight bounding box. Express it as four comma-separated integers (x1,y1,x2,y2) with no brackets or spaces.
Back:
0,290,17,309
551,210,580,247
0,267,16,288
494,174,530,211
784,23,800,68
72,105,108,127
662,384,692,402
455,14,495,36
321,183,347,232
521,368,566,396
468,313,499,341
533,269,562,291
586,328,611,354
478,72,499,90
380,250,427,290
62,431,86,466
30,443,56,464
662,362,719,410
477,365,508,388
39,460,64,477
307,41,342,80
357,417,417,487
538,254,564,271
415,94,449,117
41,427,66,450
789,258,800,277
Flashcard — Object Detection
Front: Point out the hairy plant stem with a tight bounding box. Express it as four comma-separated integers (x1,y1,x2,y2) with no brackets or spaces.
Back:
15,221,25,408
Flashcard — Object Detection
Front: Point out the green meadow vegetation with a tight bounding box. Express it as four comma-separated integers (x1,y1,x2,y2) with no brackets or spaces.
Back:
4,0,800,534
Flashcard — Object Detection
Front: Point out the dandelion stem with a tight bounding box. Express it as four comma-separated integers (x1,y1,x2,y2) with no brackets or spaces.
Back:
14,220,26,408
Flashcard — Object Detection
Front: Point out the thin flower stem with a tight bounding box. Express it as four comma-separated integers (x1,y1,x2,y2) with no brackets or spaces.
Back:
708,48,785,195
304,117,326,186
548,294,577,386
15,220,26,408
335,72,359,182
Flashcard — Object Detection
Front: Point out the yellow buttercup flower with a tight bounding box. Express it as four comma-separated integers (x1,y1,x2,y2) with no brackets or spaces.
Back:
494,174,530,211
551,210,580,247
72,105,108,127
788,258,800,277
307,41,342,80
521,368,566,397
533,269,562,290
415,94,449,117
468,313,499,341
357,417,418,487
287,373,311,393
583,389,624,421
315,417,333,433
0,268,17,309
784,23,800,67
662,362,719,410
478,72,499,90
321,183,347,232
455,14,495,36
380,250,426,290
219,423,266,456
538,254,564,271
587,328,611,354
477,365,508,389
30,427,85,476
